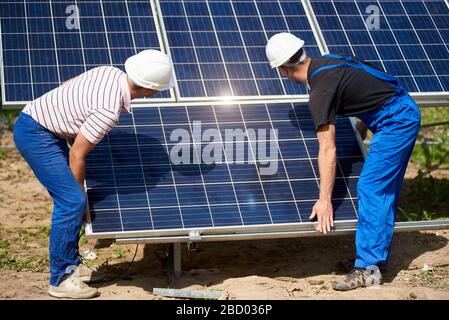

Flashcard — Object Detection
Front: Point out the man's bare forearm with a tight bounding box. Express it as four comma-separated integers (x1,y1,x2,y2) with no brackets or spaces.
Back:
318,146,336,201
69,151,86,189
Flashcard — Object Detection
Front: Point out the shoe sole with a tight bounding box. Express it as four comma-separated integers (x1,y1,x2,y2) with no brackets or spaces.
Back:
48,289,99,299
78,275,107,284
331,281,383,291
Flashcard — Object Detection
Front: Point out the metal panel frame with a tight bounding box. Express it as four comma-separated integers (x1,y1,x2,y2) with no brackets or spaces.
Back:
0,0,176,108
114,220,449,244
84,100,449,242
84,99,362,240
301,0,449,105
303,0,329,55
147,0,177,104
154,0,313,103
86,219,358,240
0,14,5,108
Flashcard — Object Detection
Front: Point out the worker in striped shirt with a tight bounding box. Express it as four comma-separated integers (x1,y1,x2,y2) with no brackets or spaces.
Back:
13,50,175,299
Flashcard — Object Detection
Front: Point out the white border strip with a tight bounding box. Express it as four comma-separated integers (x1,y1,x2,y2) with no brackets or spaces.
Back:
3,92,449,110
87,218,449,240
0,8,5,107
151,0,177,103
302,0,329,55
115,219,449,244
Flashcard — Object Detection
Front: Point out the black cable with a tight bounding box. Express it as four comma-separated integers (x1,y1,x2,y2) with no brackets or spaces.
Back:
78,223,141,282
97,244,139,282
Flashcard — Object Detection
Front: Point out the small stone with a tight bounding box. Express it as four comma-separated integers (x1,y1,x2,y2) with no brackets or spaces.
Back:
287,283,304,293
422,264,434,272
82,250,97,260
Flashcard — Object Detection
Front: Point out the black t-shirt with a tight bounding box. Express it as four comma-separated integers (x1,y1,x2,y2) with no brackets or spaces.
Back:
307,55,397,129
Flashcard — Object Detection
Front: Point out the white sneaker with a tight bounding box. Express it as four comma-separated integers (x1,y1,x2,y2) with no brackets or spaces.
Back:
76,264,107,283
48,272,99,299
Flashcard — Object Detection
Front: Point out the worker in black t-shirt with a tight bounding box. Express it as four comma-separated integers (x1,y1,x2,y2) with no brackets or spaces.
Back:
266,33,421,291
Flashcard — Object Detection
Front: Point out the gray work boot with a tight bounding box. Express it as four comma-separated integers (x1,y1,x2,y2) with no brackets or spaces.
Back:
76,264,107,284
48,271,99,299
331,268,382,291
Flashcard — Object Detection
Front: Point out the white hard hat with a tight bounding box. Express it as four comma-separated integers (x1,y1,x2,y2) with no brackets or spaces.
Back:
125,49,175,91
266,33,306,68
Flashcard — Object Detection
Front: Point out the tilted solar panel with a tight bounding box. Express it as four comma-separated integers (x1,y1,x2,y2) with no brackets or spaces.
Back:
157,0,323,99
0,0,170,104
85,103,363,237
310,0,449,93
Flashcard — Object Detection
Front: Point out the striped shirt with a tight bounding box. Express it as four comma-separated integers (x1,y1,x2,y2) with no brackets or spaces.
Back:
23,66,131,145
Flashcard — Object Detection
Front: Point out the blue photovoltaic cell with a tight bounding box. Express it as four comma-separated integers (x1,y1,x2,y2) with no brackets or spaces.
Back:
86,103,363,235
310,0,449,92
158,0,322,98
0,0,169,103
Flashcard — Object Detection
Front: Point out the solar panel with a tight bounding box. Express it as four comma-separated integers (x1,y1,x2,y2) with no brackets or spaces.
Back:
0,0,171,104
85,103,363,237
157,0,323,99
309,0,449,93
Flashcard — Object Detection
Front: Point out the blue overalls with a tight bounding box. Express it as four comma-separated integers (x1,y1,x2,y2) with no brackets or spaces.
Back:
311,54,421,269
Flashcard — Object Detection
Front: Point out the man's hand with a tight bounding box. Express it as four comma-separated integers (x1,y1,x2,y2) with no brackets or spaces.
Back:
309,199,334,234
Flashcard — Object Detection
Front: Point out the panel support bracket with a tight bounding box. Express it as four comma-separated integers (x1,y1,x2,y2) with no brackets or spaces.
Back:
167,243,182,278
189,230,202,241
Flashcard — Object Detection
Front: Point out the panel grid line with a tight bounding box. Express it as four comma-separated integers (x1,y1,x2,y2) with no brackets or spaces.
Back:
236,103,274,224
376,0,420,90
397,0,444,90
157,107,185,229
185,106,216,227
23,0,35,99
205,0,235,96
211,105,245,225
105,134,125,232
131,108,155,231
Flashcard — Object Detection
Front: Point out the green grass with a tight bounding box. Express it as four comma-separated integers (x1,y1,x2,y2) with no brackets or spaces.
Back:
409,292,417,300
419,106,449,125
0,250,48,272
79,234,89,246
0,110,20,130
0,148,8,159
112,246,129,259
399,172,449,221
410,107,449,172
0,238,10,249
398,107,449,221
411,136,449,172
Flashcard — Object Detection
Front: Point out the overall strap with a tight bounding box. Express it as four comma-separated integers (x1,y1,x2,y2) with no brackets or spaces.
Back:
310,54,402,90
310,63,349,80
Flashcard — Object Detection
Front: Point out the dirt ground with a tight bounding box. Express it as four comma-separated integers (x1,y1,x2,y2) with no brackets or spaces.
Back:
1,130,449,300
